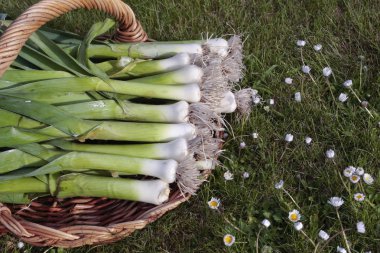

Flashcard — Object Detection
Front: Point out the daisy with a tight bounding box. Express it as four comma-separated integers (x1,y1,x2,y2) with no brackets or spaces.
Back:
296,40,306,47
223,234,235,247
252,132,259,139
343,80,353,88
208,197,220,209
325,149,335,159
338,93,348,102
355,167,364,176
285,77,293,84
313,44,322,51
318,230,330,240
288,209,301,222
269,98,275,105
242,172,250,179
17,241,24,249
337,246,347,253
294,92,302,102
261,219,271,228
253,96,261,104
357,221,365,233
363,173,374,185
275,180,284,189
301,65,311,74
294,222,303,231
350,174,360,184
285,133,294,142
353,193,365,202
323,67,332,77
239,142,246,149
343,166,356,177
224,170,233,181
305,136,312,144
328,197,344,208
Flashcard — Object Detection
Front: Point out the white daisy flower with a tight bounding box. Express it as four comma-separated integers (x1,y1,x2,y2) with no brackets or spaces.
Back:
261,219,271,228
296,40,306,47
318,230,330,240
224,170,233,181
285,133,294,142
269,98,275,105
288,209,301,222
294,92,302,102
240,142,246,149
275,180,284,189
355,167,364,176
337,246,347,253
285,77,293,84
343,80,353,88
223,234,236,247
357,221,366,233
252,132,259,139
323,67,332,77
208,197,220,209
350,174,360,184
325,149,335,159
338,93,348,102
242,172,250,179
353,193,365,202
328,197,344,208
17,241,25,249
253,96,261,104
313,44,322,51
294,222,303,231
343,166,356,177
363,173,374,185
305,136,312,144
302,65,311,74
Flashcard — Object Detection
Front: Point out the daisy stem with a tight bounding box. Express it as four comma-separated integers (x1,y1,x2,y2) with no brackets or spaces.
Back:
318,229,351,253
359,58,363,90
348,87,374,118
255,227,263,253
326,78,337,104
300,230,316,247
313,242,320,253
336,208,352,253
282,188,301,210
337,169,351,195
300,48,305,65
279,144,288,161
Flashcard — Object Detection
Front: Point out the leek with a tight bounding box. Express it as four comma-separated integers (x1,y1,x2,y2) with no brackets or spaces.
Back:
2,151,178,183
1,77,201,102
56,174,170,205
49,138,188,161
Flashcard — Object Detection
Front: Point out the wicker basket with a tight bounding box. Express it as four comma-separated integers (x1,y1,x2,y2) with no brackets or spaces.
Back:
0,0,212,248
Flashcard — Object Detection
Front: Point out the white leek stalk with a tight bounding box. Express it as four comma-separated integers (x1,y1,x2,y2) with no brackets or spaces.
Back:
49,138,188,161
56,174,170,205
215,91,237,113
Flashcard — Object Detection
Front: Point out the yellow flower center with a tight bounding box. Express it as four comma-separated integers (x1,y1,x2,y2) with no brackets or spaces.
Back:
210,201,218,207
352,176,358,181
224,236,232,244
290,213,298,221
357,195,363,199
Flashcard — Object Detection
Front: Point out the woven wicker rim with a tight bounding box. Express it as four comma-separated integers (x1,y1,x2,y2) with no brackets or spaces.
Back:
0,0,208,248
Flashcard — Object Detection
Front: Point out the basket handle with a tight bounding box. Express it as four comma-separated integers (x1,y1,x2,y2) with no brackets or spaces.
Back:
0,0,148,76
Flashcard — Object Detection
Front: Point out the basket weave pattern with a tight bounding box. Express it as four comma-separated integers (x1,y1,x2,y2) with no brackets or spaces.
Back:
0,0,206,248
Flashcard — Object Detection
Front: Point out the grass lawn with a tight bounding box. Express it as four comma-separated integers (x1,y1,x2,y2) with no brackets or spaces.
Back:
0,0,379,252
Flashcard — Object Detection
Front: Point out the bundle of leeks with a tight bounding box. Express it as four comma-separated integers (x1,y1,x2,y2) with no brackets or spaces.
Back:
0,18,244,205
